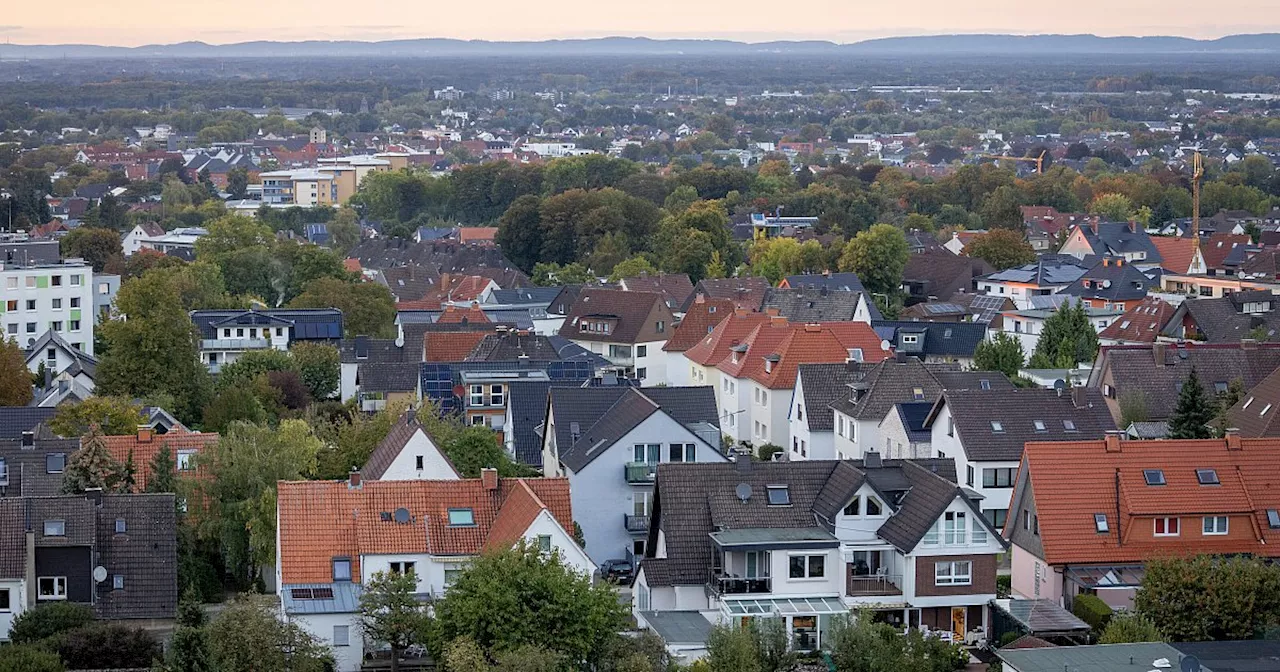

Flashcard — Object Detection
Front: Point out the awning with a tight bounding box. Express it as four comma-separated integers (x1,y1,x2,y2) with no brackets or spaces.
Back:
990,599,1091,638
722,596,847,617
1062,565,1145,589
710,527,839,551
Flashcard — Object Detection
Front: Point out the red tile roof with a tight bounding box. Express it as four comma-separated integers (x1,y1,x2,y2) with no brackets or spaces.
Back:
98,429,219,491
714,318,792,380
750,322,893,389
1013,436,1280,566
435,303,491,325
1149,237,1199,274
1201,233,1252,271
663,297,735,353
683,310,769,367
277,477,574,584
458,227,498,244
1097,297,1176,343
423,330,490,362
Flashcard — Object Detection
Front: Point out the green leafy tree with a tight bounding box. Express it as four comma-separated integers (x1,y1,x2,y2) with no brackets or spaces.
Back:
431,540,628,667
194,215,274,259
289,277,396,338
608,255,659,282
964,229,1036,270
168,588,212,672
279,242,352,302
1136,555,1280,641
1118,390,1150,428
60,226,122,272
206,594,331,672
0,646,63,672
707,624,761,672
290,342,340,400
531,262,593,286
203,386,269,434
1090,193,1136,221
214,349,295,392
1212,377,1245,437
8,601,95,644
705,250,728,280
226,167,249,199
50,396,145,437
1168,368,1216,439
972,333,1025,379
312,402,406,480
57,623,161,670
979,185,1025,230
361,570,431,672
328,207,362,252
1099,612,1163,644
0,336,34,406
838,223,910,297
62,425,128,494
1028,301,1099,369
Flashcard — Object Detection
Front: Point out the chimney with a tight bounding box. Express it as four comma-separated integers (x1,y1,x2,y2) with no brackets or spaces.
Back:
481,467,498,491
348,468,362,489
1102,257,1110,267
406,408,417,425
804,323,822,333
1152,342,1167,365
1242,338,1258,351
769,316,788,327
1071,385,1088,409
1225,429,1242,451
137,425,153,443
1104,431,1123,453
84,487,103,507
1128,219,1138,233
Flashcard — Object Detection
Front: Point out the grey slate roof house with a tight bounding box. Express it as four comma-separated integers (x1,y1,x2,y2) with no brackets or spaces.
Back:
1165,290,1280,343
762,287,873,323
871,321,989,363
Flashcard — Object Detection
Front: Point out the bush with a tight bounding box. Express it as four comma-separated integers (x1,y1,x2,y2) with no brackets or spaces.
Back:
8,602,94,645
1072,594,1113,632
0,644,64,672
996,574,1011,598
57,622,162,670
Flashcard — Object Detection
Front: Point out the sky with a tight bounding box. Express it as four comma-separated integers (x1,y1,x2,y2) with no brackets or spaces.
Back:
3,0,1278,46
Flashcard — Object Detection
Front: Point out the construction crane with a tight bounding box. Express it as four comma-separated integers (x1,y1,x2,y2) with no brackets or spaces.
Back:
1191,151,1204,254
979,150,1047,174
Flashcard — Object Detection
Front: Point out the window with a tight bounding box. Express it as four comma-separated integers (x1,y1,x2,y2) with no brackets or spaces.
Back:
97,283,110,295
43,520,65,537
986,509,1008,529
333,625,350,646
912,387,925,401
865,496,882,516
448,508,476,526
25,276,34,288
50,321,61,332
1269,510,1280,529
115,518,126,534
1154,517,1180,536
333,558,352,581
470,385,484,406
177,450,196,471
634,443,659,464
389,561,416,575
844,496,860,516
971,521,988,545
0,587,9,611
25,299,35,311
943,511,967,545
935,561,972,586
745,550,770,578
489,384,504,406
669,443,696,462
51,275,61,286
1263,404,1273,416
1033,420,1047,432
637,367,647,379
990,421,1003,433
983,468,1015,489
1063,419,1077,432
46,453,65,474
789,554,825,579
1093,513,1110,533
923,521,939,546
1196,469,1219,485
113,575,124,590
902,334,919,344
70,319,80,331
537,534,552,552
3,300,12,311
470,415,487,426
25,322,35,333
51,298,61,310
1143,469,1166,486
637,345,647,358
966,465,974,486
37,577,67,600
444,565,465,586
1203,516,1228,535
656,321,665,333
766,485,790,506
415,455,425,471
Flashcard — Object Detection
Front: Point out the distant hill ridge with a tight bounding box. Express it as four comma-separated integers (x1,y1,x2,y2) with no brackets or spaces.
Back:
4,33,1280,59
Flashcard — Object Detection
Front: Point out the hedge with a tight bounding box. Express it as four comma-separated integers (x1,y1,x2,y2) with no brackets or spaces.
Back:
1072,593,1114,631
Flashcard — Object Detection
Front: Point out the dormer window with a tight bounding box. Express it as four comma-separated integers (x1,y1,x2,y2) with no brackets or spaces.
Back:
766,485,791,506
764,359,773,374
901,334,919,345
848,348,863,363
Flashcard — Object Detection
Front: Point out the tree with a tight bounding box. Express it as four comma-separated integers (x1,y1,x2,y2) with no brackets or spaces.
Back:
495,195,544,274
60,226,122,272
8,601,95,645
290,342,341,400
0,337,33,406
608,255,658,282
168,588,212,672
146,444,179,495
361,570,431,672
57,623,161,670
431,540,627,667
1089,193,1136,222
62,425,129,494
828,612,966,672
1065,142,1092,160
1099,612,1163,644
980,185,1025,230
531,262,593,286
964,229,1036,270
1028,301,1099,369
0,646,63,672
226,167,250,199
1212,377,1246,437
194,215,274,259
838,223,909,297
1168,368,1216,440
1118,389,1150,428
707,623,761,672
203,387,269,434
214,348,295,392
972,333,1025,379
50,396,145,437
1136,555,1280,641
289,277,396,338
328,207,362,252
206,594,331,672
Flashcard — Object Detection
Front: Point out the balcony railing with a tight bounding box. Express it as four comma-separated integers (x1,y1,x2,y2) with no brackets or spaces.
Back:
201,338,269,351
624,462,656,484
709,570,772,595
846,572,903,597
624,514,649,533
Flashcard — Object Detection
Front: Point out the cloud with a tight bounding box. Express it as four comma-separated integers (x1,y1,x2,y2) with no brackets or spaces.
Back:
0,25,23,33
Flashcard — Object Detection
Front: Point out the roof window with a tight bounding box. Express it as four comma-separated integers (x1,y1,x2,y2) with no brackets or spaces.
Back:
1094,513,1109,533
1033,420,1047,433
1143,469,1166,486
990,421,1004,433
1268,510,1280,529
766,485,791,506
1196,469,1219,485
1063,420,1077,432
448,508,476,526
1263,404,1273,416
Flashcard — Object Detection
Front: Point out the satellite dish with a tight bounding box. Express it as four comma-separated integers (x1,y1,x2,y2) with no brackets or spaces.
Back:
394,507,411,524
1053,379,1067,391
1180,655,1201,672
93,566,108,583
1103,280,1113,288
735,483,752,502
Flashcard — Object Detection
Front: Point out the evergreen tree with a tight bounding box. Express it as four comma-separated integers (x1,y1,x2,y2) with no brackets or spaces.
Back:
973,333,1025,379
146,444,178,494
120,449,137,494
168,587,211,672
1168,368,1215,439
62,425,127,494
1029,300,1099,369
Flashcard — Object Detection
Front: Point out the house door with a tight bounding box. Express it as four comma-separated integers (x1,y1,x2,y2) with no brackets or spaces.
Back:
950,606,967,641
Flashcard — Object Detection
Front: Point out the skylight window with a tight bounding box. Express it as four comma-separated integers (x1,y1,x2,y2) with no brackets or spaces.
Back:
1263,404,1273,416
990,421,1004,433
1214,381,1228,394
1196,469,1219,485
448,508,476,526
1094,513,1109,533
1268,510,1280,529
1033,420,1047,432
1063,420,1077,432
1143,469,1166,486
766,485,791,506
980,379,991,390
912,387,925,400
1244,397,1255,410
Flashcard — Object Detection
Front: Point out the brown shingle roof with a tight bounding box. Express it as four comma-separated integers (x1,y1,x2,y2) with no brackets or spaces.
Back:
557,288,672,344
663,297,734,353
929,388,1116,462
1098,297,1176,343
1226,367,1280,437
1091,343,1280,420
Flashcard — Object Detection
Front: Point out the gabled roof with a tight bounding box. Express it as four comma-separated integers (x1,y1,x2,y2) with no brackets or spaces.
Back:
24,330,98,380
782,272,866,293
507,381,553,468
547,386,720,472
927,388,1115,462
1077,222,1162,263
434,303,490,324
1226,367,1280,437
1148,236,1199,274
1097,297,1175,343
749,322,892,389
1176,293,1280,343
620,273,695,311
902,251,993,301
1059,257,1150,302
663,297,735,353
191,309,343,340
761,287,865,323
715,318,793,380
871,321,989,358
557,288,671,344
1089,342,1280,420
683,310,770,367
0,408,56,440
423,330,491,362
1016,436,1280,565
0,437,81,496
982,255,1091,287
362,413,459,480
796,363,862,431
683,277,771,312
277,476,574,583
99,430,219,491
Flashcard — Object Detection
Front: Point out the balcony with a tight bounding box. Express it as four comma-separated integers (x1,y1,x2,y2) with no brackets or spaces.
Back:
201,338,269,351
624,514,649,533
624,462,656,484
709,569,772,596
846,571,902,597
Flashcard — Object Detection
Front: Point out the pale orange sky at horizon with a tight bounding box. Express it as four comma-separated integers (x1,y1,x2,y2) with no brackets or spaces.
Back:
3,0,1277,47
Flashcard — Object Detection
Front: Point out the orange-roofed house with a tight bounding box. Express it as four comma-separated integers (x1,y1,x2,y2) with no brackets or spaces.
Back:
275,470,592,671
661,295,734,385
1149,236,1206,275
681,309,769,408
99,427,219,491
1005,432,1280,612
458,226,499,246
1098,297,1177,345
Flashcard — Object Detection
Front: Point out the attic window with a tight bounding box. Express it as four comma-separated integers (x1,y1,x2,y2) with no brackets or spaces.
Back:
901,334,919,345
848,348,864,363
1264,404,1274,416
1268,510,1280,529
1094,513,1109,533
1196,469,1220,485
1214,381,1228,394
766,485,791,506
448,508,476,526
912,387,925,401
1063,420,1077,432
1143,469,1166,486
990,421,1004,433
1033,420,1047,432
332,558,352,582
943,328,953,339
980,379,991,390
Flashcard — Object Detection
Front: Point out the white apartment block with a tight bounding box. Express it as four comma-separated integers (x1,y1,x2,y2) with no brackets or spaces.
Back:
1,260,97,355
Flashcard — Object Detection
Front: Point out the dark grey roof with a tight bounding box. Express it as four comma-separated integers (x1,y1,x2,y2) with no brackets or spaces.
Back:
469,333,574,362
1080,222,1163,263
1059,259,1151,302
902,251,993,302
1,239,60,266
896,402,934,443
0,438,80,497
507,381,554,468
488,287,562,307
872,321,988,358
1173,640,1280,672
762,287,864,323
998,643,1184,672
1177,294,1280,343
357,362,420,393
638,611,713,646
992,599,1091,636
926,388,1116,462
561,389,661,472
380,266,436,302
338,337,413,364
982,255,1091,286
1093,343,1280,420
25,330,99,380
829,359,1009,421
282,581,363,615
347,238,528,288
0,499,22,578
0,408,56,440
796,363,861,431
95,494,179,620
784,273,866,294
191,309,343,340
552,387,720,473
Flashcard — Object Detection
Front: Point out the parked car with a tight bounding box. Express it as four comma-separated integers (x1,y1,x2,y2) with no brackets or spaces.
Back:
600,559,634,583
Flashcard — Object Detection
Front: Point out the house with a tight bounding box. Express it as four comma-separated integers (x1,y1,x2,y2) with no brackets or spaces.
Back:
24,329,97,392
682,277,771,312
190,308,343,373
1088,342,1280,425
998,642,1201,672
1005,433,1280,610
503,381,554,469
777,273,883,320
135,227,207,258
633,458,1008,653
0,409,56,441
0,259,97,354
900,293,1015,329
871,321,988,367
788,363,863,461
976,256,1093,310
1058,256,1152,311
121,222,166,256
1224,367,1280,437
661,296,734,386
276,472,591,672
943,230,986,256
539,386,724,564
902,252,994,306
338,336,419,411
0,432,80,497
558,289,675,384
999,296,1123,356
830,359,1011,462
681,309,770,408
361,411,460,481
761,287,874,324
99,426,217,491
1164,290,1280,343
0,491,178,641
1059,221,1162,269
0,237,59,267
924,387,1115,532
619,273,695,314
1097,297,1177,345
1148,236,1206,275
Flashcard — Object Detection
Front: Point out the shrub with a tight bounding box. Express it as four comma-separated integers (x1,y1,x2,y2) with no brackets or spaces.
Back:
8,602,94,645
57,622,162,670
0,644,64,672
996,574,1011,598
1072,594,1113,632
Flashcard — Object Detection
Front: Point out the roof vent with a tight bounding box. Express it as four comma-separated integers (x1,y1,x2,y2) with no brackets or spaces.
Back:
735,483,752,502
